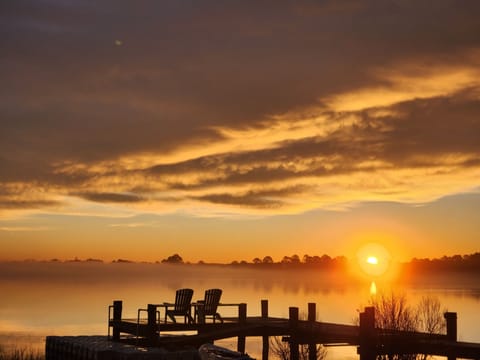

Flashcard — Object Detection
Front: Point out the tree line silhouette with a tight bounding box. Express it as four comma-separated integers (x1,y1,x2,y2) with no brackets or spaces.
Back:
159,252,480,273
228,254,348,270
10,252,480,273
407,252,480,273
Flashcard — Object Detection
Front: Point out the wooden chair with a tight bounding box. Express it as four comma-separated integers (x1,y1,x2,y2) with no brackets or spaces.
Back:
163,288,194,323
195,288,223,323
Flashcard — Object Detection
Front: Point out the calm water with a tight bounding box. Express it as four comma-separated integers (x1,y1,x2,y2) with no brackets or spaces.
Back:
0,262,479,359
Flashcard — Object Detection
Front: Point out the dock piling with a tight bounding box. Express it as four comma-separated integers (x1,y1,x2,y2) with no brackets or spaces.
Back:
289,307,300,360
237,303,247,353
308,303,317,360
147,304,158,342
445,312,457,360
262,300,269,360
444,312,457,341
112,300,122,341
358,306,376,360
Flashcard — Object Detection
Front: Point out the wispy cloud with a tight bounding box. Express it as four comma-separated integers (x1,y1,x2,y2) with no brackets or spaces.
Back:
73,192,146,204
108,222,153,228
0,226,51,232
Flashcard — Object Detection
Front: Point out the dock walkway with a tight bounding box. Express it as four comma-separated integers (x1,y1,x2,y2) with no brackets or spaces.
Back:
107,300,480,360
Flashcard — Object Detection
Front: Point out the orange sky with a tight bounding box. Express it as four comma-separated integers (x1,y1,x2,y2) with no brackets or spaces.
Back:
1,1,479,263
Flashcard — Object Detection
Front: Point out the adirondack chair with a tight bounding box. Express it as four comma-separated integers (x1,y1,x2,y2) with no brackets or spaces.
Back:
194,288,223,323
163,288,194,323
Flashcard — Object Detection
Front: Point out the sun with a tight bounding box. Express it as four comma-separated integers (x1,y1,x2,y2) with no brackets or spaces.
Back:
356,243,390,277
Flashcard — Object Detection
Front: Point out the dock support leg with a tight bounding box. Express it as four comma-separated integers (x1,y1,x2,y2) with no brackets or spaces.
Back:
112,300,122,341
444,312,457,360
147,304,158,344
237,303,247,353
358,306,375,360
262,300,269,360
289,307,299,360
237,336,246,354
308,303,317,360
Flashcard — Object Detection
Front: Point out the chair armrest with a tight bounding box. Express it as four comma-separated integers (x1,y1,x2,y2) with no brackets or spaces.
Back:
137,308,147,323
107,305,114,339
108,305,114,321
161,302,174,310
137,308,161,324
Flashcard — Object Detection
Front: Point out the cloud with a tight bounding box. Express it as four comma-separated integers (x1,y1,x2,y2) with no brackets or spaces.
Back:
108,222,152,228
194,193,283,209
1,87,480,215
0,226,51,232
193,185,311,208
74,192,146,204
1,1,480,216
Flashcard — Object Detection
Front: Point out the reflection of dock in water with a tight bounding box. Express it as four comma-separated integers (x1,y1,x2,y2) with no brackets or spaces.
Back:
46,300,480,360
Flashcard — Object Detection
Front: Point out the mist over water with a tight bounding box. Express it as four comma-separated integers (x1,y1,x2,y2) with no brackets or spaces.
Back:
1,262,479,358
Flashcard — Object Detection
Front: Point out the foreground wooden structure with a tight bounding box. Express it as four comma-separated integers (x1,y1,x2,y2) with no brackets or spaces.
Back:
108,300,480,360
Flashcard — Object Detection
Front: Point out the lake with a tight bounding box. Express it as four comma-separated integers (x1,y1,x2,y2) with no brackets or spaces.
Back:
0,262,479,359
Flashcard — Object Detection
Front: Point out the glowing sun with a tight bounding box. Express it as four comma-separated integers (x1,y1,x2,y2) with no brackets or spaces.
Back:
357,243,390,277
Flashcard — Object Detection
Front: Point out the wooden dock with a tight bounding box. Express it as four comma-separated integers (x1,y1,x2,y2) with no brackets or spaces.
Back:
107,300,480,360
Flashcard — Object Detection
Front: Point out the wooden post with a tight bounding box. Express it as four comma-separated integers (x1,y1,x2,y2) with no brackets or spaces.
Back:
112,300,122,341
308,303,316,360
262,300,269,360
237,303,247,353
261,299,268,318
444,312,457,360
444,312,457,341
147,304,158,344
307,303,316,322
358,306,375,360
289,307,299,360
239,303,247,324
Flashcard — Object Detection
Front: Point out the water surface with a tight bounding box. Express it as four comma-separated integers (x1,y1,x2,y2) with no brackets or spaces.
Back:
1,262,478,359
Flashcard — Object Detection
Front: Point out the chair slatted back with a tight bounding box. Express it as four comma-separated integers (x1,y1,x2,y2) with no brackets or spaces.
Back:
174,288,193,312
203,288,222,314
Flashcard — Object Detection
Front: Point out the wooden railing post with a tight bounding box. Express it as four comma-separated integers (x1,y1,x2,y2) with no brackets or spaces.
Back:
308,303,316,360
261,299,268,319
289,307,299,360
444,312,457,341
444,312,457,360
112,300,122,341
358,306,375,360
262,300,269,360
237,303,247,353
307,303,316,322
239,303,247,324
147,304,158,344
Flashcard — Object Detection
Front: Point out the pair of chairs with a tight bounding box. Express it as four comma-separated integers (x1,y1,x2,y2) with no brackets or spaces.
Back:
163,288,223,324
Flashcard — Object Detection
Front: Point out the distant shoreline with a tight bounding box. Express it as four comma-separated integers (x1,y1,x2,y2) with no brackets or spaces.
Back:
1,252,479,274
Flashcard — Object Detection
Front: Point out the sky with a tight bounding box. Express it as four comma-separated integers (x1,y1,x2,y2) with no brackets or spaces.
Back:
1,0,479,263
